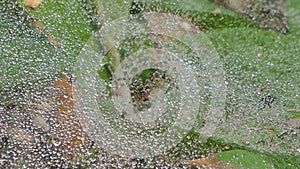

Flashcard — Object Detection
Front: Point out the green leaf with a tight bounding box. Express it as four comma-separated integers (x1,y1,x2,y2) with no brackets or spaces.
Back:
216,149,273,169
216,150,300,169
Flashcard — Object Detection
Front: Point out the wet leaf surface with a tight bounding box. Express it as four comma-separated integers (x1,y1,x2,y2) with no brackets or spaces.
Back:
0,0,299,168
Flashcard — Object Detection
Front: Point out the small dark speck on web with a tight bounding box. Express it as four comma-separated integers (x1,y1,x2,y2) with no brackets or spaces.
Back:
260,94,276,108
66,73,76,84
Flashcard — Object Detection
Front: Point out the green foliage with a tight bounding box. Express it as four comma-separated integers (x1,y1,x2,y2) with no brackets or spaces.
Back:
1,0,299,168
216,149,274,169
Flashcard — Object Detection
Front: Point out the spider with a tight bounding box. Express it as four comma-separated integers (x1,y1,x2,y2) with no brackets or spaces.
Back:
260,94,276,108
129,69,176,111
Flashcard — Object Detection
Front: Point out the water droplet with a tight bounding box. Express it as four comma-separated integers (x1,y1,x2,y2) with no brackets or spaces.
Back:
51,136,61,147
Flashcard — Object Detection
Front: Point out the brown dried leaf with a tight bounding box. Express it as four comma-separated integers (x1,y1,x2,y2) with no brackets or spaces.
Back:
23,0,44,9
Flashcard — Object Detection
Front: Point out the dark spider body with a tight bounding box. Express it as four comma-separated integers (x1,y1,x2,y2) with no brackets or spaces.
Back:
260,94,276,108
